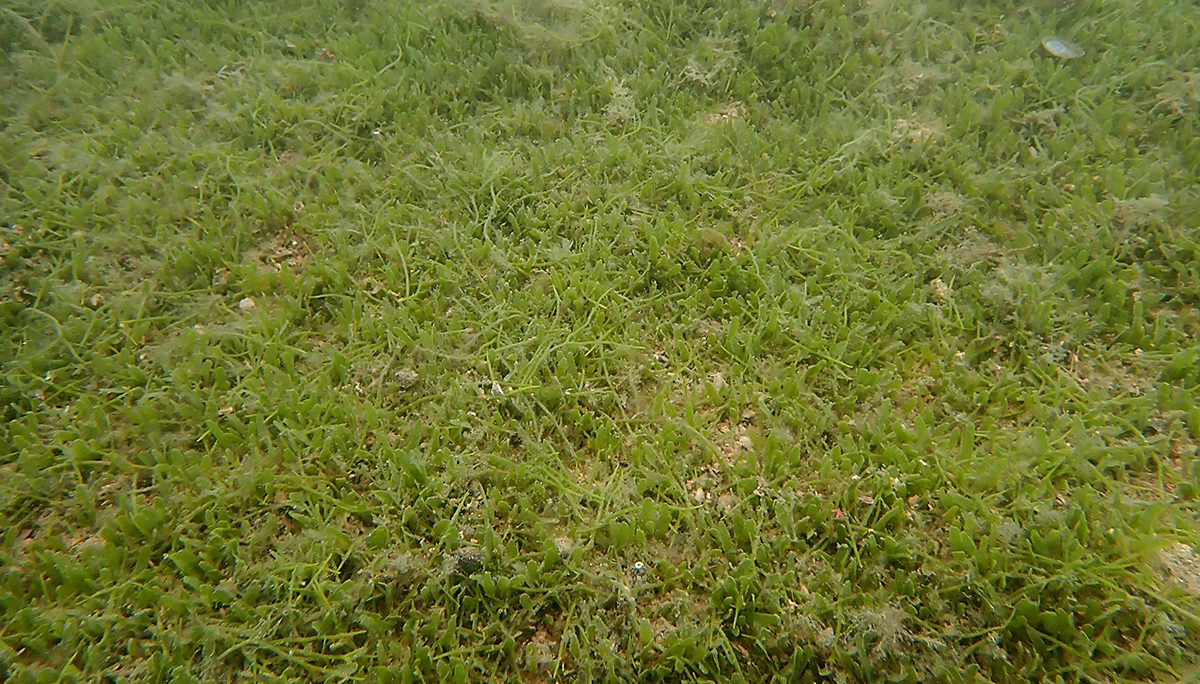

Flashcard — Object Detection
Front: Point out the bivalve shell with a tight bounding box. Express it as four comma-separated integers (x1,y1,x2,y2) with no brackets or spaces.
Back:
1041,37,1084,59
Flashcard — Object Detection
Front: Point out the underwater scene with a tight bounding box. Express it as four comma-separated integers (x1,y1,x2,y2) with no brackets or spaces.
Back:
2,0,1200,681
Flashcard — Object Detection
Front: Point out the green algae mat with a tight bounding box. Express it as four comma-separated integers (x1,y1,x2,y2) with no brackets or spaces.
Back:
3,0,1200,681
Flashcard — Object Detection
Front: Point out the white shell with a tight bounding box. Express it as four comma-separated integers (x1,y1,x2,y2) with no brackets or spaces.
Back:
1042,37,1084,59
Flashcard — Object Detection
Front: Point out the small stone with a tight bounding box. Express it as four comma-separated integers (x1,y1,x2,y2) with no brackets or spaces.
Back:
393,367,420,389
815,626,836,651
452,547,483,575
1161,542,1200,595
553,537,575,557
929,278,951,303
717,493,737,512
708,371,727,393
386,553,422,587
238,297,256,311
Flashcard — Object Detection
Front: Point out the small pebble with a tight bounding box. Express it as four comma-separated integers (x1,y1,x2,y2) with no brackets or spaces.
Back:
393,368,420,389
452,547,483,574
238,297,256,311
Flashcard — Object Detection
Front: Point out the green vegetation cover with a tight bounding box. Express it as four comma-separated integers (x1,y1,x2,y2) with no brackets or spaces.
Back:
2,0,1200,681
